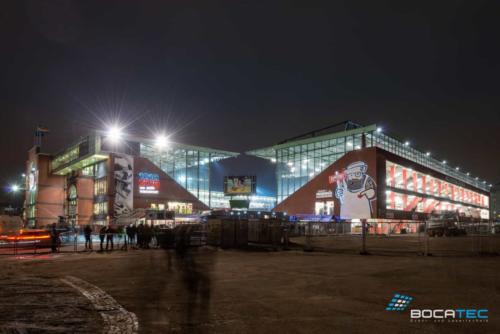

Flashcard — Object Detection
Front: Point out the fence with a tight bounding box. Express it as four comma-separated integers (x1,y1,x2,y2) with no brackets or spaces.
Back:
2,221,498,257
290,221,500,257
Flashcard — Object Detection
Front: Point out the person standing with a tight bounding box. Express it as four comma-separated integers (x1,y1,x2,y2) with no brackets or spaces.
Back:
126,225,132,245
50,223,59,253
137,223,144,248
84,225,93,250
99,226,106,252
106,225,114,251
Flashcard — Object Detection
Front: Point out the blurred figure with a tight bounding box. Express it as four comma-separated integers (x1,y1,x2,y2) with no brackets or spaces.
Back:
106,225,114,251
126,224,134,245
143,224,152,249
50,223,59,253
131,224,137,245
174,224,213,328
84,225,93,250
120,225,128,250
137,223,144,248
99,226,106,252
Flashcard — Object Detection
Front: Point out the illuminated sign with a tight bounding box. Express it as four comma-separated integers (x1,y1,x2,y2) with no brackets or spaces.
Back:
224,176,256,195
138,172,160,194
316,189,333,199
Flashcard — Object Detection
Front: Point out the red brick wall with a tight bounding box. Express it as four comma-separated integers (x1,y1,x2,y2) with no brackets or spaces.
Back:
34,154,65,227
76,177,94,225
132,156,209,212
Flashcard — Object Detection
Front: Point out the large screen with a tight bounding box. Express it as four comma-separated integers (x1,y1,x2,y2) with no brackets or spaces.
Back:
224,176,256,195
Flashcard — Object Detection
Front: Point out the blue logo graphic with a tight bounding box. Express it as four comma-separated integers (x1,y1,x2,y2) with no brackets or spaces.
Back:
386,294,413,311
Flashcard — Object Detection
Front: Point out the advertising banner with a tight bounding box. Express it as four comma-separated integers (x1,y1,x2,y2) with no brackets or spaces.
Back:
138,172,160,194
114,154,134,216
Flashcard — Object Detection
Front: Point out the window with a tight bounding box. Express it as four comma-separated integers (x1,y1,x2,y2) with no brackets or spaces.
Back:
82,165,94,176
168,201,193,214
93,202,107,215
94,178,107,196
386,161,489,211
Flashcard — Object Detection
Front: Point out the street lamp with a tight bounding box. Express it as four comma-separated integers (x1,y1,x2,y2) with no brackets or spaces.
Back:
404,141,410,146
11,184,19,193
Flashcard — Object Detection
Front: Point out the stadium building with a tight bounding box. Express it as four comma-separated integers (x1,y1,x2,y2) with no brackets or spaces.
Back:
24,121,492,228
24,131,274,228
247,122,491,228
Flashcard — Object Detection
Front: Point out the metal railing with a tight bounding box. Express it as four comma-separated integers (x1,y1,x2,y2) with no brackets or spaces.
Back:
291,221,500,257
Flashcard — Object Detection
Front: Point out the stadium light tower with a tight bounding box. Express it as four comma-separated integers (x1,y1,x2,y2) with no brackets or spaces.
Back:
106,125,123,143
155,134,169,149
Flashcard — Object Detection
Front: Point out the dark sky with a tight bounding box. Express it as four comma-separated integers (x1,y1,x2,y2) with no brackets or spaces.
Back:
1,0,499,201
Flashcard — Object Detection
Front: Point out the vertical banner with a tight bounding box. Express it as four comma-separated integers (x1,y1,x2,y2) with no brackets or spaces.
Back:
114,154,134,216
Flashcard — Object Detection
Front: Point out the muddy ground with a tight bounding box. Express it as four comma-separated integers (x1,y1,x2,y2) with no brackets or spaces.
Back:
0,245,499,333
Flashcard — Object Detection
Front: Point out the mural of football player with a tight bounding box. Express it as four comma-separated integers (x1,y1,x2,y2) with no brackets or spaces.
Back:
334,161,376,219
114,154,134,216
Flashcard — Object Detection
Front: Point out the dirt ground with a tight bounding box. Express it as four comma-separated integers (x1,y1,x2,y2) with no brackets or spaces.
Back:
1,246,499,334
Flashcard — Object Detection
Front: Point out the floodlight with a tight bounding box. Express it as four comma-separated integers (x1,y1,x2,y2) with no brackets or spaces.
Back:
155,134,169,149
106,125,123,142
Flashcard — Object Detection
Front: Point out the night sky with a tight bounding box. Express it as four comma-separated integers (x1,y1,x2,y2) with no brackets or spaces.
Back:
1,0,499,202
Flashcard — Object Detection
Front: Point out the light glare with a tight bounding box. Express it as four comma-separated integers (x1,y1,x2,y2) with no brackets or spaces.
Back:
155,134,169,149
106,126,123,142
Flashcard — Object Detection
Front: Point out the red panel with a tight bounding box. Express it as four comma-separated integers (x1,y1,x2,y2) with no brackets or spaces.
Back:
389,165,395,187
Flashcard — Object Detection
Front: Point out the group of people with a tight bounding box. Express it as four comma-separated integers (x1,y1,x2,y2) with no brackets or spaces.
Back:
80,223,164,252
82,225,119,251
126,223,162,249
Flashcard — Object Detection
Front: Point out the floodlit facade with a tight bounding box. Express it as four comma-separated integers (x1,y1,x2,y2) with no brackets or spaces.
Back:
248,123,491,221
24,122,492,227
25,131,240,227
248,124,490,202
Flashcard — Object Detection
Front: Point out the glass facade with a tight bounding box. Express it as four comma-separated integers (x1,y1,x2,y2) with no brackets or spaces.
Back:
248,124,490,204
209,192,276,211
385,161,489,219
139,142,237,207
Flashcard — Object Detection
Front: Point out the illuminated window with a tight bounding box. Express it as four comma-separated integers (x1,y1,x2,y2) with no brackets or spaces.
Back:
93,202,107,215
167,202,193,214
386,161,488,210
82,165,94,176
94,178,107,196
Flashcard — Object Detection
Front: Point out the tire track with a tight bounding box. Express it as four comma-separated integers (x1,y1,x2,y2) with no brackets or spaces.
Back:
61,276,138,334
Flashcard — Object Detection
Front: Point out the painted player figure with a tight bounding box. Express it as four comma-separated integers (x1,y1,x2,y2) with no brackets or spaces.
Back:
335,161,376,219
